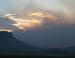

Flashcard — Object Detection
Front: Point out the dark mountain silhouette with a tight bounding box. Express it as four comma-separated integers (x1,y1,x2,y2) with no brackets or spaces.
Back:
44,46,75,55
63,46,75,55
0,31,43,54
44,48,70,55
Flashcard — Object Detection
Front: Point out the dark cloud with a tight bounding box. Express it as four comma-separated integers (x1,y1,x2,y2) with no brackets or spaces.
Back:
13,21,75,49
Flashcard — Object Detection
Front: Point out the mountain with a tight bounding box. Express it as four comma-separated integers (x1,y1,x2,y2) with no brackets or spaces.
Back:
44,46,75,55
63,46,75,54
0,31,43,54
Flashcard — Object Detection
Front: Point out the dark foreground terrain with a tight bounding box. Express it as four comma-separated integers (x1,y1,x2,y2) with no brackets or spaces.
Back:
0,31,75,57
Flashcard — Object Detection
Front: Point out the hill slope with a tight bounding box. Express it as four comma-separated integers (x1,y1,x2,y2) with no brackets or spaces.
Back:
0,31,42,54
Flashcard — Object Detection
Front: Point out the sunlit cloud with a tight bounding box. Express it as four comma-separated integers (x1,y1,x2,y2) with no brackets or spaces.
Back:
0,29,12,32
5,10,57,31
0,0,75,31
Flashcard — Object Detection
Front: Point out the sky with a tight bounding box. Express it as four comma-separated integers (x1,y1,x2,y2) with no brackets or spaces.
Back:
0,0,75,49
0,0,74,14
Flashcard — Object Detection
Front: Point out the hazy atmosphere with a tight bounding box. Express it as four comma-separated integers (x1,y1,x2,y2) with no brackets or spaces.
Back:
0,0,75,49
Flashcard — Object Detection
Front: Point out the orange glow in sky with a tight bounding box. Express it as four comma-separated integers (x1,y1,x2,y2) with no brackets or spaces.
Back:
5,10,57,31
0,29,12,32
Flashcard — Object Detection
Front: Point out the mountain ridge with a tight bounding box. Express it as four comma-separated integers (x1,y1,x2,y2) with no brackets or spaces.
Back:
0,31,75,55
0,31,43,54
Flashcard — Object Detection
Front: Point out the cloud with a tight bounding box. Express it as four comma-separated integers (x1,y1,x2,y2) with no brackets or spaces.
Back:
58,0,75,24
13,23,75,49
5,10,57,31
0,0,75,49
